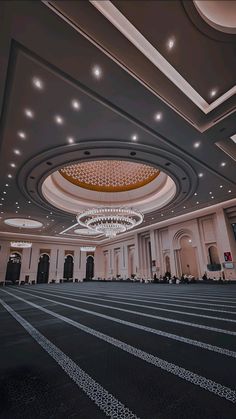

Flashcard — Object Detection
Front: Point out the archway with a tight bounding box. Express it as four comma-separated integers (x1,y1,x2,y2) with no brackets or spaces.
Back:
179,236,198,277
208,246,220,265
86,255,94,280
37,254,50,283
63,255,74,280
5,252,21,284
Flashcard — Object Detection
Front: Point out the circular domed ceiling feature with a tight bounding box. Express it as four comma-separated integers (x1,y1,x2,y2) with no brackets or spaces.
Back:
194,0,236,33
4,218,43,229
59,160,160,192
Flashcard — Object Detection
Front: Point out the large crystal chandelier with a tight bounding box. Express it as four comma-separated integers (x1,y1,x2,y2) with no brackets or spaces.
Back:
77,208,143,238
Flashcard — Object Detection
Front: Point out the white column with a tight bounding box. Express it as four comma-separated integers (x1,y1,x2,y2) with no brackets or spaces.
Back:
19,247,31,283
55,248,65,282
74,247,81,280
0,242,9,284
29,245,40,282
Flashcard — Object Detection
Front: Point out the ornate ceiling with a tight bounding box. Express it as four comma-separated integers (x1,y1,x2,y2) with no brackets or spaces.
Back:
0,0,235,243
59,160,159,192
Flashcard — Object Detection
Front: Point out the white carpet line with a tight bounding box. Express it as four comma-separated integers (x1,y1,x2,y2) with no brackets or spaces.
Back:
54,285,236,302
49,289,236,315
0,297,139,419
1,290,236,404
64,288,236,308
38,288,236,324
9,289,236,359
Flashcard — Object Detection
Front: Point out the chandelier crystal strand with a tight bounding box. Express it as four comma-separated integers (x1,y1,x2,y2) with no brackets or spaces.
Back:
77,208,143,238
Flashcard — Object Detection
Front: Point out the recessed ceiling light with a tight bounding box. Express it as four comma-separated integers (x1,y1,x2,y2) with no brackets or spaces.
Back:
24,109,34,118
161,214,163,217
5,184,9,187
131,134,138,141
18,131,26,139
14,149,21,155
196,201,199,204
32,77,43,90
92,65,102,79
198,173,203,178
3,191,6,194
28,201,31,204
171,210,174,213
228,190,232,193
71,99,81,110
183,206,186,209
50,212,53,215
188,239,192,243
194,192,197,196
7,174,12,178
209,191,212,195
15,210,18,213
220,162,226,167
220,185,223,188
211,196,214,199
55,115,64,125
15,202,18,205
17,206,20,209
10,163,16,168
167,37,175,50
67,136,75,144
154,112,162,121
194,142,200,148
1,198,4,201
151,217,154,220
210,89,217,98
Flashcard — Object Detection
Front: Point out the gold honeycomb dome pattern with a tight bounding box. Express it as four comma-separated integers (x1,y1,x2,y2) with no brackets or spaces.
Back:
59,160,159,192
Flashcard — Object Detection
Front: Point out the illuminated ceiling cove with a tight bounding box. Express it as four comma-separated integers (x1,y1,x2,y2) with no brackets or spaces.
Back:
60,160,160,192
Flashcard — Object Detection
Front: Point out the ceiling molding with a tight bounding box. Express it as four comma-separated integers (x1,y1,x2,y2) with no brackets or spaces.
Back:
90,0,236,114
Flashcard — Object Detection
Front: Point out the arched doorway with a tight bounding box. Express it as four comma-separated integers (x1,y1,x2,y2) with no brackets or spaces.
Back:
5,252,21,284
37,254,50,283
86,255,94,280
179,236,198,277
63,255,74,280
208,246,220,265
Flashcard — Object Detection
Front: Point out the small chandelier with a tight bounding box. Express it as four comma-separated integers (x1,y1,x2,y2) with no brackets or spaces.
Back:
80,246,96,252
10,241,32,248
77,207,143,238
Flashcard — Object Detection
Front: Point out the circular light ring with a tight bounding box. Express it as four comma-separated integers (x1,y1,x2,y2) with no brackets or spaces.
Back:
10,241,32,248
80,246,96,252
4,218,43,229
59,160,160,192
77,208,143,238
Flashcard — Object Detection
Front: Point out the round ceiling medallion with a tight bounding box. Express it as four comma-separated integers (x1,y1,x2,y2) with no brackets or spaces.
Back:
4,218,43,229
59,160,160,192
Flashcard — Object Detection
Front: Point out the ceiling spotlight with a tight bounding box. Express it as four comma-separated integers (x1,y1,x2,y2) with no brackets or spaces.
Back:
228,190,232,193
92,65,102,79
209,191,212,195
71,99,81,110
183,206,186,209
220,162,226,167
194,192,197,196
24,109,34,118
7,174,12,178
32,77,43,89
210,89,217,98
154,112,162,121
198,173,203,178
3,191,6,194
131,134,138,141
50,212,53,215
55,115,64,125
10,163,16,168
28,201,31,204
161,214,164,217
14,149,21,155
1,198,4,201
211,196,214,199
18,131,26,139
188,239,192,243
194,142,200,148
196,201,199,204
67,136,75,144
5,184,9,187
167,37,175,50
171,210,174,213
